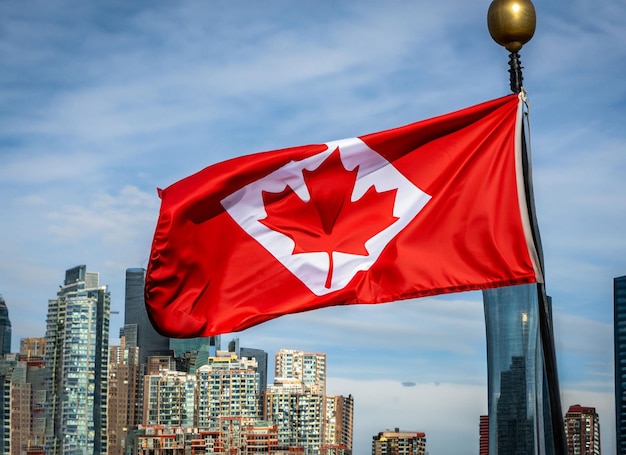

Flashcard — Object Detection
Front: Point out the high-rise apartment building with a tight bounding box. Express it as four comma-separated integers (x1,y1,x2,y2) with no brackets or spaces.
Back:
324,394,354,452
45,265,110,454
226,340,268,393
564,404,601,455
196,354,261,429
265,351,352,454
264,379,325,453
26,356,48,454
6,363,31,451
0,357,18,452
615,275,626,454
0,350,48,453
107,336,141,455
142,370,196,427
228,338,269,416
0,296,12,356
371,429,426,455
275,349,326,394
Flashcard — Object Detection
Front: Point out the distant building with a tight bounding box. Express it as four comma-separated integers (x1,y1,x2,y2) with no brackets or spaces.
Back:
323,394,353,453
131,423,283,454
229,338,269,394
274,349,326,394
0,357,18,452
122,268,170,368
264,350,352,454
134,347,350,454
169,335,221,374
20,337,46,358
196,354,260,431
6,362,31,451
244,421,280,454
229,338,269,415
371,428,426,455
615,275,626,454
564,404,600,455
479,415,489,455
107,336,141,455
0,296,12,356
44,265,110,454
142,370,196,427
241,347,268,391
264,380,325,453
146,355,176,375
0,354,48,453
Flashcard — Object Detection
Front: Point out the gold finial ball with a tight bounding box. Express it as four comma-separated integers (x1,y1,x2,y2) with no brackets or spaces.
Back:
487,0,536,52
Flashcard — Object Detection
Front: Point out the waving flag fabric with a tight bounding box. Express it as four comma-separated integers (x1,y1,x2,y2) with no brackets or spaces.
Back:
145,94,542,337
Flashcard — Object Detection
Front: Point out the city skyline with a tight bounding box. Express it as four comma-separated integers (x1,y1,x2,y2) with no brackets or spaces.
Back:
0,274,610,454
1,1,624,454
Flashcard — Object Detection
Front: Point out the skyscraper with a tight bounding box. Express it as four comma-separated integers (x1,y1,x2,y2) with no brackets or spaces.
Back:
564,404,601,455
324,394,354,453
195,354,261,429
483,285,550,455
0,296,12,356
107,336,140,455
228,338,269,415
614,275,626,453
45,265,110,454
274,349,326,394
264,380,325,453
122,268,170,367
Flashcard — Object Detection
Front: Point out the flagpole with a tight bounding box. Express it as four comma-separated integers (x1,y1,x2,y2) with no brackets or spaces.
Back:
486,1,567,454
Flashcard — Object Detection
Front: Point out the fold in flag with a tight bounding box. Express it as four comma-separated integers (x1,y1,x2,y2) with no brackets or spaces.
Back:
145,94,542,338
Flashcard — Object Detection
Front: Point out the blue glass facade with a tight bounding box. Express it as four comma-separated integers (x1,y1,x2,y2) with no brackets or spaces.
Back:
123,268,170,366
483,284,547,455
0,296,11,356
614,275,626,454
169,335,221,373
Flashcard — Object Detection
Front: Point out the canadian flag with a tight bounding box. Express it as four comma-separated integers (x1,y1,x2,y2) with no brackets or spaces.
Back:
145,94,542,338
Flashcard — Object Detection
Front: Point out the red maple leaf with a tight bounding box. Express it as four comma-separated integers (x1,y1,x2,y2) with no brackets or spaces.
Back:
260,148,399,289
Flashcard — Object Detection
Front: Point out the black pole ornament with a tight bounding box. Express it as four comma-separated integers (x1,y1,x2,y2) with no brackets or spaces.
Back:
487,0,536,93
508,51,523,94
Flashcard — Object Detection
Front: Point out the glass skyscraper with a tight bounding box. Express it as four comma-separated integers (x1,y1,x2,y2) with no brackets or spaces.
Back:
483,284,547,455
123,268,170,367
45,265,110,454
169,336,221,373
0,296,11,356
614,275,626,454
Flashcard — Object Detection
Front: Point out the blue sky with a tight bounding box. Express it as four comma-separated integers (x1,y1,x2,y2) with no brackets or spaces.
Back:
1,1,624,453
